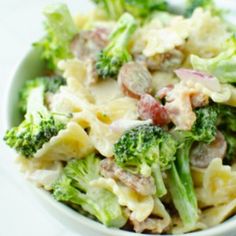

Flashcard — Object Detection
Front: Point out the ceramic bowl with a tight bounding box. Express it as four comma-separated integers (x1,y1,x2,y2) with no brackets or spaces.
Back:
4,3,236,236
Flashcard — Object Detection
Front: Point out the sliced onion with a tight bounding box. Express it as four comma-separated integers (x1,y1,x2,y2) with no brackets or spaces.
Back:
175,69,221,92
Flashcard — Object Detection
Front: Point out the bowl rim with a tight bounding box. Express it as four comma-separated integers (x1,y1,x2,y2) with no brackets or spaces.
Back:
4,48,236,236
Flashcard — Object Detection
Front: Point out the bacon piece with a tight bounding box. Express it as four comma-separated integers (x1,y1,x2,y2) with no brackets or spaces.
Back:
190,92,209,108
138,94,170,126
157,85,174,99
164,84,196,130
190,131,227,168
71,28,109,61
100,158,156,196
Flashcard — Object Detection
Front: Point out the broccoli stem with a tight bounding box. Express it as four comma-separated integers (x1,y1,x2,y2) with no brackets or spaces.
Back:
151,163,167,198
167,162,199,227
175,140,198,209
107,12,137,54
25,85,47,119
103,0,125,20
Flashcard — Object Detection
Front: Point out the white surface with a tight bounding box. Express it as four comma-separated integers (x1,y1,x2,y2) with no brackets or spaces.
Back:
0,1,236,236
0,1,93,236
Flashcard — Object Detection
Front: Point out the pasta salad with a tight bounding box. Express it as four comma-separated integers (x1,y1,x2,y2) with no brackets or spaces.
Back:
4,0,236,234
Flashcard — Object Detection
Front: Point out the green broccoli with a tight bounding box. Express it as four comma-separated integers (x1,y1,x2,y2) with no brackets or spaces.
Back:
53,154,127,227
92,0,125,20
217,104,236,132
222,131,236,163
96,13,137,79
167,106,218,227
114,124,177,197
34,4,78,70
92,0,168,20
19,76,66,114
191,106,218,142
185,0,220,17
4,77,66,158
124,0,168,18
217,104,236,162
191,35,236,84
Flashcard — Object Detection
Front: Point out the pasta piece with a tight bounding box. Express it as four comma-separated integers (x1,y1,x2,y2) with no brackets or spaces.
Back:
196,159,236,207
90,177,154,222
25,162,63,190
89,120,120,157
59,59,87,83
149,197,172,233
73,111,121,157
94,97,138,124
191,166,205,188
200,199,236,227
17,157,63,190
50,87,92,114
136,16,189,57
130,198,171,234
172,218,206,234
58,59,94,102
89,79,123,105
186,9,228,57
34,122,94,161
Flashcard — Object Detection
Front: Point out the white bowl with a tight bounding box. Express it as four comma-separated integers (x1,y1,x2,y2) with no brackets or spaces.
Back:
4,4,236,236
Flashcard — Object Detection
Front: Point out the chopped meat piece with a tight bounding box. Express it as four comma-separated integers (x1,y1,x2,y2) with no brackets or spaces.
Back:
138,94,170,126
165,84,196,130
132,217,167,234
146,49,184,72
100,158,155,196
71,28,109,60
118,62,152,99
71,28,110,84
191,92,209,108
190,131,227,168
157,85,174,100
126,205,170,234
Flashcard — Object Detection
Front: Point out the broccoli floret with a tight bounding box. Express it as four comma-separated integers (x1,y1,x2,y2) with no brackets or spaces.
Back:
217,104,236,163
217,104,236,132
4,77,66,158
222,131,236,163
34,4,78,70
19,76,66,114
185,0,220,17
124,0,168,18
92,0,125,20
53,154,127,227
92,0,168,19
191,106,218,143
96,13,137,79
114,124,177,197
167,106,218,227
